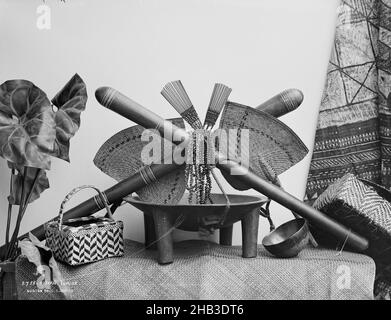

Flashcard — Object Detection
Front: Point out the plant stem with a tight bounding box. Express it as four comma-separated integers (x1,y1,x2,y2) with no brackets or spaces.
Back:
19,169,41,222
7,168,41,260
6,167,28,260
5,169,15,248
5,204,12,245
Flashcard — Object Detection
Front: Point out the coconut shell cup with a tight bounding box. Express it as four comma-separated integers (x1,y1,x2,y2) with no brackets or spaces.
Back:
262,218,309,258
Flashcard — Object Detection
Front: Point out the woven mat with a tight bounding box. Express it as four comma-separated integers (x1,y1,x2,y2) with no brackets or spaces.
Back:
15,239,375,300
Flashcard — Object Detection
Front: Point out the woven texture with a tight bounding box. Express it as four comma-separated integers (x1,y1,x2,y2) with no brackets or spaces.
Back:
313,173,391,299
94,118,186,204
45,217,124,266
15,239,375,300
219,102,308,185
306,0,391,201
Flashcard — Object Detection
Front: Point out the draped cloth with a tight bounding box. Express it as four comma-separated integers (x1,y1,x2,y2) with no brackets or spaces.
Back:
305,0,391,300
306,0,391,201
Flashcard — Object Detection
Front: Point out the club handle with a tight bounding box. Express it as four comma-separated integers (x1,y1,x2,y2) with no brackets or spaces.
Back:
96,86,368,252
216,156,369,252
16,162,182,241
96,87,189,143
256,89,304,117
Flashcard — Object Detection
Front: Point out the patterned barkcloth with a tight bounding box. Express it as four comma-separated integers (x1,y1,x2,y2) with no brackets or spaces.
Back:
305,0,391,300
306,0,391,201
15,239,375,300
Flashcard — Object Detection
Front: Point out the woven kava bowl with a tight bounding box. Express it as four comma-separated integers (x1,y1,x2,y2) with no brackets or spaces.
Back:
126,193,267,232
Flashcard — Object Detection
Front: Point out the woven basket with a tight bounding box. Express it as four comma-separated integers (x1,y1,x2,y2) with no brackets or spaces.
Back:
45,186,124,266
312,173,391,299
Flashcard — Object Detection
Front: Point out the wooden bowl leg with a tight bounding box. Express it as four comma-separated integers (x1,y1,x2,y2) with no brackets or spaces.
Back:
241,207,260,258
143,211,157,250
219,225,233,246
152,209,174,265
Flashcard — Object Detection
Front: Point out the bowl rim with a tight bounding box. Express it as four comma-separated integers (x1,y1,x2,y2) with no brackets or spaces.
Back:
262,218,307,247
125,193,267,208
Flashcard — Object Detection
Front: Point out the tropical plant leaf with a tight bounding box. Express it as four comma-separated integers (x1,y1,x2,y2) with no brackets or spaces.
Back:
51,73,87,161
18,237,45,275
7,163,49,205
0,80,56,169
27,233,72,298
0,79,32,116
49,256,72,299
19,233,72,299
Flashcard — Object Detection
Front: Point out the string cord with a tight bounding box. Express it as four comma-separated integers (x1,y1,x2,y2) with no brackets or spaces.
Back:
336,229,351,256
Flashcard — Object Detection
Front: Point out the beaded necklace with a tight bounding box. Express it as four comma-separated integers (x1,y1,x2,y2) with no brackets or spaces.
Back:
185,130,214,204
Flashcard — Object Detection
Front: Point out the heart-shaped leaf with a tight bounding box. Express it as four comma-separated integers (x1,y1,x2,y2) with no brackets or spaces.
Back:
0,80,32,116
18,238,45,275
51,74,87,161
19,233,72,299
0,80,56,169
7,162,49,205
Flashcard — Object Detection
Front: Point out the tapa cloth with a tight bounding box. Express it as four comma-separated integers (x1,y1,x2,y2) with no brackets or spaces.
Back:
306,0,391,201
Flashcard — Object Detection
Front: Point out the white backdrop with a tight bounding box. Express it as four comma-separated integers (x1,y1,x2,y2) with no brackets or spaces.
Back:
0,0,339,246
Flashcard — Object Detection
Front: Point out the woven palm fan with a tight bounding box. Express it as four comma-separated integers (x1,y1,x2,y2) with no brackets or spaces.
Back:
94,118,186,204
218,101,308,190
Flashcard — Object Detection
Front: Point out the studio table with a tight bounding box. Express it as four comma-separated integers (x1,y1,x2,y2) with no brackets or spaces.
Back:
15,239,375,300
